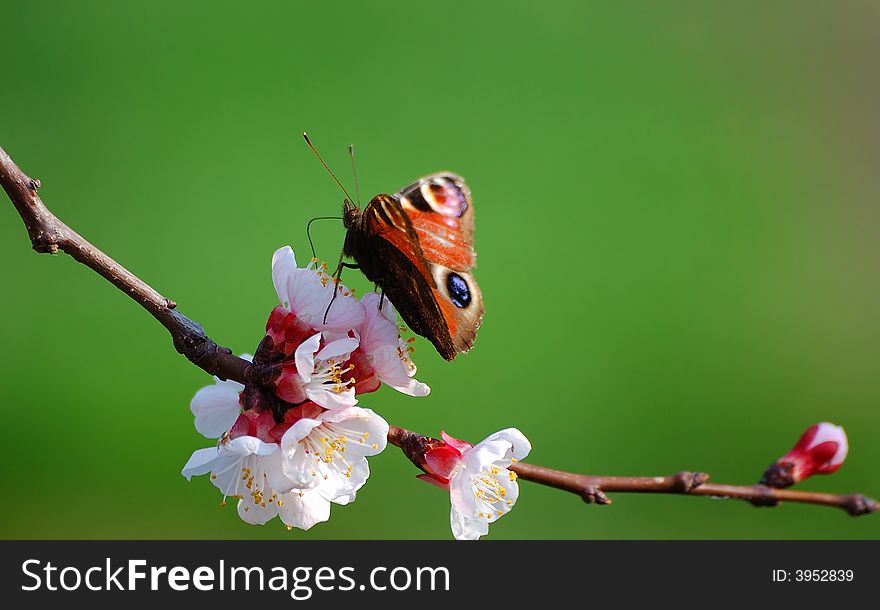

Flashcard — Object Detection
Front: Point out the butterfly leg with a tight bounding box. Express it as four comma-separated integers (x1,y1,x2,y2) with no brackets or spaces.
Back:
322,256,360,324
378,289,386,311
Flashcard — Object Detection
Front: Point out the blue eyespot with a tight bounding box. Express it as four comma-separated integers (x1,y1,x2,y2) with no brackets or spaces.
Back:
447,273,471,308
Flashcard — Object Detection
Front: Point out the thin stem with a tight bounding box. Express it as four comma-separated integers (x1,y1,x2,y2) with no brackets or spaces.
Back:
388,426,878,517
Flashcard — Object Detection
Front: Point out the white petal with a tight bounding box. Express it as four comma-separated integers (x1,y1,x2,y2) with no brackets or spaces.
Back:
319,407,389,456
481,428,532,462
449,469,477,517
294,333,323,384
181,447,223,480
190,381,243,439
370,345,430,397
319,292,366,333
306,386,357,410
315,459,369,502
264,450,297,494
809,422,849,466
450,507,488,541
278,489,331,530
317,336,360,361
286,269,366,333
272,246,298,307
237,497,280,525
280,441,322,491
357,292,400,354
279,417,325,489
223,436,278,458
332,490,357,506
465,428,532,468
281,417,324,448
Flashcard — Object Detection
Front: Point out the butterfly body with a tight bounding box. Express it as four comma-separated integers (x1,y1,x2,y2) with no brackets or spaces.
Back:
342,173,483,360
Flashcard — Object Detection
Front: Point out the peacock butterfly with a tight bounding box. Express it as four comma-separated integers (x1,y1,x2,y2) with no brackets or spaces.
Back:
303,134,484,360
341,173,484,360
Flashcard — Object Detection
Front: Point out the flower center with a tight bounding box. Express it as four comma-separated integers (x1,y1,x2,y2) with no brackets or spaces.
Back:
472,466,513,520
310,358,356,394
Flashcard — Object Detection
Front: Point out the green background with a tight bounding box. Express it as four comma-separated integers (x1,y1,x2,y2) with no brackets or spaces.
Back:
1,1,877,540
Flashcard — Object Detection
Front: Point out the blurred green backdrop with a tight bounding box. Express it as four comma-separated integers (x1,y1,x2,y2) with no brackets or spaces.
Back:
1,1,878,540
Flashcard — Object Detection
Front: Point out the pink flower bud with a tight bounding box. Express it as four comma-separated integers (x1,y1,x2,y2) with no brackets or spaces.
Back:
761,422,848,488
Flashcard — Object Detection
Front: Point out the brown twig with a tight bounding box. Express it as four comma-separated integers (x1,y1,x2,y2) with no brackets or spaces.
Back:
2,144,877,519
387,421,877,516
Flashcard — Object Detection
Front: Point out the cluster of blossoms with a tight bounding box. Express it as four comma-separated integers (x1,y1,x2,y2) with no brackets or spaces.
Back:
182,246,531,539
182,246,427,530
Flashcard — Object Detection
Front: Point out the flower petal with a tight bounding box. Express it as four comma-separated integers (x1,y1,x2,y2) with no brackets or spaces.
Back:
318,407,389,456
223,436,278,458
358,292,400,354
286,268,366,332
294,333,323,384
317,336,360,361
441,432,473,454
370,344,431,396
190,379,244,439
450,507,488,541
315,459,370,502
425,445,462,480
181,447,224,480
465,428,532,467
272,246,297,307
416,473,451,490
237,496,280,525
332,490,357,506
278,489,331,530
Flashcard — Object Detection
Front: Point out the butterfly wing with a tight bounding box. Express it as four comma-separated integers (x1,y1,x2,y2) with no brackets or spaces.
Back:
396,173,476,271
354,174,483,360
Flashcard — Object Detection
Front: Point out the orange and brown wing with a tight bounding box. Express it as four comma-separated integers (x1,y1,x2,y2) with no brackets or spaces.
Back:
396,173,476,272
354,175,483,359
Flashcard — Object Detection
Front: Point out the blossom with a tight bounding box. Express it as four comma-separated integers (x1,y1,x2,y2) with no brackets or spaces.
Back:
279,406,389,499
273,332,359,409
182,351,388,531
412,428,531,540
181,434,334,531
760,422,849,488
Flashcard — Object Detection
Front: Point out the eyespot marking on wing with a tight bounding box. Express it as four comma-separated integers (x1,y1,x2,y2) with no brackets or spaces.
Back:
422,181,467,217
446,272,471,308
400,176,468,218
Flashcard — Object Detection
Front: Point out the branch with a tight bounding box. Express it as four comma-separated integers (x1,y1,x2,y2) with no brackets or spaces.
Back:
508,457,878,516
3,144,877,519
387,425,877,517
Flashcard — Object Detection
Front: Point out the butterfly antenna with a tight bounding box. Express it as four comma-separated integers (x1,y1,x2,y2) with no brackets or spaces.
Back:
349,144,361,206
306,216,343,261
303,132,356,204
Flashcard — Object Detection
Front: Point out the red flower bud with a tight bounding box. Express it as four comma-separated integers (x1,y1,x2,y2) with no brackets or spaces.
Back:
761,422,848,488
395,430,473,490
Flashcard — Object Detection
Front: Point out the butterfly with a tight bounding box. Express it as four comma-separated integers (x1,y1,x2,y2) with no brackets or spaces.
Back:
341,173,484,361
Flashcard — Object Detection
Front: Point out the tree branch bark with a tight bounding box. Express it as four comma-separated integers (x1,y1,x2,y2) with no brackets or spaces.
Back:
3,144,876,519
